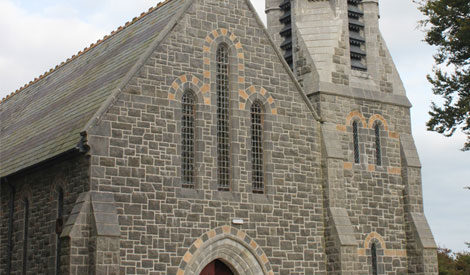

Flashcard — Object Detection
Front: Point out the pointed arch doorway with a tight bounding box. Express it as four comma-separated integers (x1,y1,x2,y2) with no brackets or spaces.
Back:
200,259,234,275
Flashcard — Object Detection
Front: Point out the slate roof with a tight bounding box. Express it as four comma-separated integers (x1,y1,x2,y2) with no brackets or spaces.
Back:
0,0,186,177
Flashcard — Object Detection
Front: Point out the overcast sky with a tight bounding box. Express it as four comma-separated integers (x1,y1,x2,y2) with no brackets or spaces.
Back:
0,0,468,252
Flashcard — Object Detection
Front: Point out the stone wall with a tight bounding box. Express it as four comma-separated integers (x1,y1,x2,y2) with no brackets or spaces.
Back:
0,153,89,274
86,0,325,274
311,90,436,274
0,0,439,274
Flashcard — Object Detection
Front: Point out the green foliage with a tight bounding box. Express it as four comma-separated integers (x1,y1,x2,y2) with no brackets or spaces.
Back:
416,0,470,151
437,247,470,274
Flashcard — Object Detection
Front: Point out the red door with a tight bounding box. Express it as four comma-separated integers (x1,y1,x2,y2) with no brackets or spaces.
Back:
200,259,234,275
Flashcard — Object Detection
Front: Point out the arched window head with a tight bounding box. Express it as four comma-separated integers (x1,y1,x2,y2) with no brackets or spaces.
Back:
216,43,229,73
374,122,382,166
353,120,360,163
251,101,264,194
371,242,378,275
182,90,196,189
23,198,30,275
216,43,230,191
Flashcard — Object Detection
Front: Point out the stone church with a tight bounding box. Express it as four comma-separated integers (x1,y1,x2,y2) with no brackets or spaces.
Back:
0,0,438,274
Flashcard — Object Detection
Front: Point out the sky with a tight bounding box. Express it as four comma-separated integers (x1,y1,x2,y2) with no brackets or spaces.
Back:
0,0,468,252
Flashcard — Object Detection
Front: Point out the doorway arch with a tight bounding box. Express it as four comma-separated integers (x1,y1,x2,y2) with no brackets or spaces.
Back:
178,226,273,275
200,259,234,275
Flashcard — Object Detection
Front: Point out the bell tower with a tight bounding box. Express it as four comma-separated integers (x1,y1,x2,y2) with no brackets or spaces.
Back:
267,0,406,95
266,1,439,274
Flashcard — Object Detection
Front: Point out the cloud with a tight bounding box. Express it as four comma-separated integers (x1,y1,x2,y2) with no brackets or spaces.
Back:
0,0,265,98
0,0,106,96
0,0,157,97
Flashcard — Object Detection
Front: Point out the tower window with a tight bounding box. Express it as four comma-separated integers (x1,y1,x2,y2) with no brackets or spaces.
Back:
371,242,378,275
23,198,30,275
353,121,360,163
374,123,382,166
216,44,230,191
251,101,264,194
181,90,196,188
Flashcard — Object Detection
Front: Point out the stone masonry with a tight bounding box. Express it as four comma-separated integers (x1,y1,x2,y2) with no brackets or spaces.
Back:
0,154,89,274
0,0,438,274
86,1,325,273
266,0,438,274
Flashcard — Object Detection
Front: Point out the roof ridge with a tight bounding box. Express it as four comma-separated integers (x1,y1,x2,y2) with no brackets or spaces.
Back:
0,0,175,105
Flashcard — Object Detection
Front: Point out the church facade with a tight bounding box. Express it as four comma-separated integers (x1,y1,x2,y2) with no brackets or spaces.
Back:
0,0,438,274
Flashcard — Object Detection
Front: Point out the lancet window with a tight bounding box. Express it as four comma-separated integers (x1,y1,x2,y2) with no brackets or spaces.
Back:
251,101,264,193
182,90,196,188
216,44,230,191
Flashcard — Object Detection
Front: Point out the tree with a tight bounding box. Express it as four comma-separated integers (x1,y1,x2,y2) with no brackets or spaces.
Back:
416,0,470,151
438,247,457,275
437,247,470,275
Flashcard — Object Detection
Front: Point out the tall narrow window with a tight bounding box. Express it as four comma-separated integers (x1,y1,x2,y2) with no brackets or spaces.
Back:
371,242,378,275
6,186,15,275
251,102,264,193
182,91,196,188
56,188,64,275
353,121,360,163
374,123,382,166
23,198,29,275
216,44,230,191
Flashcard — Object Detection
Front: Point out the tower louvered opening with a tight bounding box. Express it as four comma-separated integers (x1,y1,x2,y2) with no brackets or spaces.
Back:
279,0,293,70
348,0,367,71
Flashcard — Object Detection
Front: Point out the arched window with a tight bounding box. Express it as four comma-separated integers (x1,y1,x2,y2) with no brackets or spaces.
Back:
182,90,196,188
374,122,382,166
216,44,230,191
371,242,378,275
353,120,360,163
251,101,264,194
6,186,15,275
56,188,64,274
23,198,30,275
